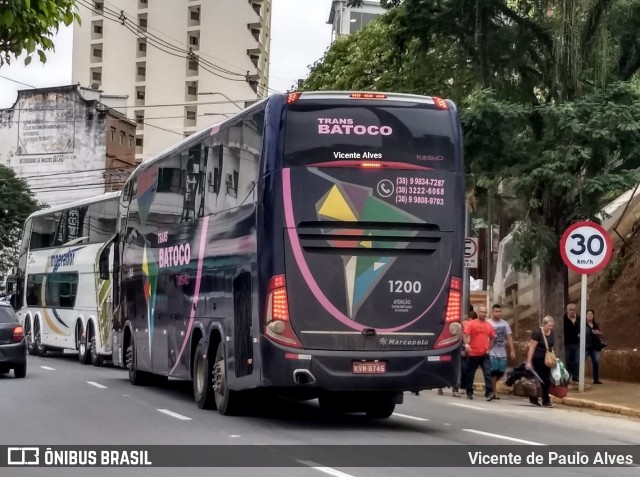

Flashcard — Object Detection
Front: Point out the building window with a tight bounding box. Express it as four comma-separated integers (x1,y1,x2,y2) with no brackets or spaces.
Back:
137,65,146,78
92,70,102,81
138,41,147,53
93,48,102,58
187,82,198,96
190,10,200,21
136,137,144,147
120,131,126,146
189,36,199,46
110,127,116,141
186,110,196,121
139,17,147,29
188,60,198,71
94,1,103,11
93,24,103,35
135,114,144,124
129,136,134,148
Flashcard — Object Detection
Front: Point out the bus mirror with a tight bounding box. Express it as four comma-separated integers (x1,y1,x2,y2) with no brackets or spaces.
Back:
99,249,110,280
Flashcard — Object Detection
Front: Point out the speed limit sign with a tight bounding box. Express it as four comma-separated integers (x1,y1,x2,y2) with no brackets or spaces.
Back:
560,221,613,274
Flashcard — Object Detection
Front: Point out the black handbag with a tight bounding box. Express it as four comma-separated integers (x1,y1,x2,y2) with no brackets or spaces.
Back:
596,335,608,350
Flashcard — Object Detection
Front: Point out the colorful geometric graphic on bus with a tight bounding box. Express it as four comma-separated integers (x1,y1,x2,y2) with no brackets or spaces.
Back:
136,167,158,226
142,244,158,355
315,183,421,319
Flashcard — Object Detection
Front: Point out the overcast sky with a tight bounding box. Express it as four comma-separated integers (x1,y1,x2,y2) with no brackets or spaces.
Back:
0,0,332,108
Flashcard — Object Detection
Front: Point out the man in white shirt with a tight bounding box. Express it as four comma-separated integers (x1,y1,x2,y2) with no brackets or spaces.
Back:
489,304,515,399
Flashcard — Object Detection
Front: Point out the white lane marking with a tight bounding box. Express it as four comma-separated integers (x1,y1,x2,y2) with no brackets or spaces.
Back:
40,366,56,371
450,402,486,411
299,461,355,477
87,381,107,389
392,413,429,421
450,402,541,413
157,409,192,421
462,429,545,446
229,435,241,438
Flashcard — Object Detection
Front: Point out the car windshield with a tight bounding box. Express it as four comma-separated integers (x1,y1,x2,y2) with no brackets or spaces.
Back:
0,306,17,324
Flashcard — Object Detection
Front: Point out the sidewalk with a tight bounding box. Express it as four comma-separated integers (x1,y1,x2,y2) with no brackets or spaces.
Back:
473,377,640,418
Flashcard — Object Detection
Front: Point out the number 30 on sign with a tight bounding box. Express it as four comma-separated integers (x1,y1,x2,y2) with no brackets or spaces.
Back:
560,221,613,275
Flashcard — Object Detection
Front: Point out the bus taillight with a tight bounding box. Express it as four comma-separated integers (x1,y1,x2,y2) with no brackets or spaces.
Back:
287,92,302,104
265,275,302,349
433,97,449,110
433,277,463,349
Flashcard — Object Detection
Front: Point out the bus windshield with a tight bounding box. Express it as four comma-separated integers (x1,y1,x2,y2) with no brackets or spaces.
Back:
284,101,456,170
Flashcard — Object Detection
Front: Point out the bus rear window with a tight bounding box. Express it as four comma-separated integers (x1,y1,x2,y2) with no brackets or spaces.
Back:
284,102,457,170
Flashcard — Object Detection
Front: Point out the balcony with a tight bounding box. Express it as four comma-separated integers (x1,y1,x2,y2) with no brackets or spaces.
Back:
135,86,146,106
137,39,147,58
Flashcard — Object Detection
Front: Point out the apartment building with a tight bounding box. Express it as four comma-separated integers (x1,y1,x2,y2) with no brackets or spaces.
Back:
72,0,271,163
327,0,384,43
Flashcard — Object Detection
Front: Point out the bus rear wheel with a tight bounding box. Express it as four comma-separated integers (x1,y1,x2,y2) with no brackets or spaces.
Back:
365,398,396,419
78,323,90,365
89,325,103,367
212,341,240,415
193,340,216,410
25,319,36,356
34,320,47,357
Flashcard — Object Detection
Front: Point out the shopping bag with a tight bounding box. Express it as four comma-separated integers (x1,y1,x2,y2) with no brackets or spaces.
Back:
549,383,568,398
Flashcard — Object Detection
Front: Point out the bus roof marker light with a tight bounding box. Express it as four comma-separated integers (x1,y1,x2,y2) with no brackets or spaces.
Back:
433,97,449,110
350,92,387,100
361,162,382,169
287,92,302,104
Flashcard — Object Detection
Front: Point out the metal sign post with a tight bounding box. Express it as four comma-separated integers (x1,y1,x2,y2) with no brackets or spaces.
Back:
560,221,613,392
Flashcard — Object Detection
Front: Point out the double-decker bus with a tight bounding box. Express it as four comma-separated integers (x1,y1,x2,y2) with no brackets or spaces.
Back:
109,91,464,417
14,192,120,366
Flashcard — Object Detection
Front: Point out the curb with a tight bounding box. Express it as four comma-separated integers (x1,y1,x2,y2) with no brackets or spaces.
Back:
473,382,640,419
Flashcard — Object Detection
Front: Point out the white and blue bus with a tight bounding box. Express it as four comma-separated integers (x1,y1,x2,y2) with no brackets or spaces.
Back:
14,192,120,366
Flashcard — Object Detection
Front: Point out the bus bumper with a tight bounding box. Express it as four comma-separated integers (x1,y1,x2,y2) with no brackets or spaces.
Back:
260,340,461,393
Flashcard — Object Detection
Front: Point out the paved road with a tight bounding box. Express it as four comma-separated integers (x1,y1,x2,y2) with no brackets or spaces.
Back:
1,353,639,477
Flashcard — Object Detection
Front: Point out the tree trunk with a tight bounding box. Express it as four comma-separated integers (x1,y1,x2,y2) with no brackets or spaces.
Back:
540,256,566,360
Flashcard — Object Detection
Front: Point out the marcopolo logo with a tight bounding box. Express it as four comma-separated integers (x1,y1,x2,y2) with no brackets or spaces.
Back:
158,243,191,269
49,249,78,271
8,447,40,466
317,118,393,136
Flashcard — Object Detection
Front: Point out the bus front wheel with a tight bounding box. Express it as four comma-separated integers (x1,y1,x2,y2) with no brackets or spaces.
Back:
127,339,150,386
193,340,216,410
212,341,240,416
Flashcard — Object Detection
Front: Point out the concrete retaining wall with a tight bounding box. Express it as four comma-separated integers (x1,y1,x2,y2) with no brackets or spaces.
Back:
514,342,640,383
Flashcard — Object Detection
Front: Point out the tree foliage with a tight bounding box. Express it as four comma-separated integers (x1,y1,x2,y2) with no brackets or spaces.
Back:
0,164,39,276
0,0,80,67
304,0,640,325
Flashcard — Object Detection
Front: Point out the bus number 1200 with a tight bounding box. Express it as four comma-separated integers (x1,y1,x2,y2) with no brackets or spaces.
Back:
389,280,422,293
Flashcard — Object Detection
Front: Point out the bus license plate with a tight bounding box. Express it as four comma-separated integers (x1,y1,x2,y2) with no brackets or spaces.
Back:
352,361,387,374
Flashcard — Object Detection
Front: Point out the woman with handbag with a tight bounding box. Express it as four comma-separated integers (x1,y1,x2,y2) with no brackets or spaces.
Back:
525,315,556,408
586,309,604,384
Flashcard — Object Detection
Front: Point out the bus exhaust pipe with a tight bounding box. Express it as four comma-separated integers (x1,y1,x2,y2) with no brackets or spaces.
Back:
293,369,316,385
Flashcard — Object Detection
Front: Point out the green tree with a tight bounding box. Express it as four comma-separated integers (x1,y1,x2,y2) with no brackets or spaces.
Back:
461,83,640,354
0,164,40,277
306,1,640,350
0,0,80,66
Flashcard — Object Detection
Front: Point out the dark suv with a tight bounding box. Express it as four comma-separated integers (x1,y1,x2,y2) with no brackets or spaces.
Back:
0,302,27,378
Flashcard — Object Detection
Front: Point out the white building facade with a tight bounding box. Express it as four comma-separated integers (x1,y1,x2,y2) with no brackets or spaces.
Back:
0,85,137,207
327,0,385,43
72,0,271,163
